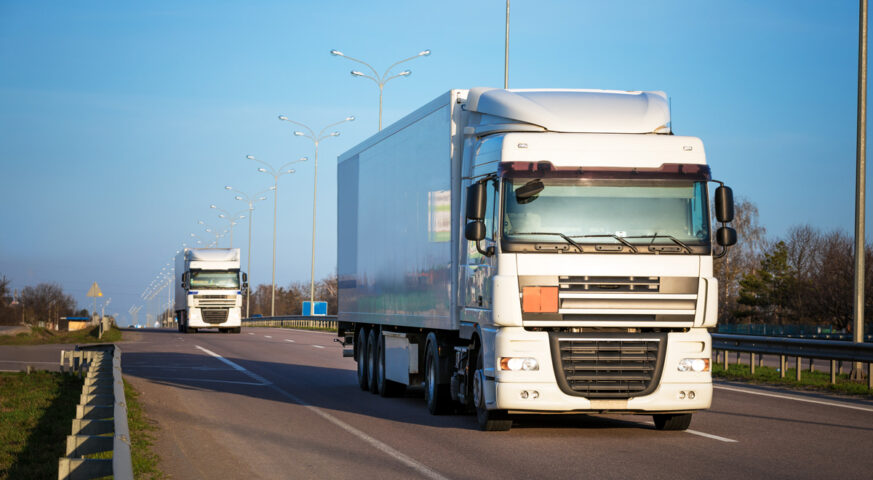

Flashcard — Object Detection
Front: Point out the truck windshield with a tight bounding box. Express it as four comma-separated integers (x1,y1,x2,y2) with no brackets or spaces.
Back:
189,270,240,289
502,179,710,252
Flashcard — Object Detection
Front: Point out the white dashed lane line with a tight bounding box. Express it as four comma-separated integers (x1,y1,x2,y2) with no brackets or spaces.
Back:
248,332,254,335
265,335,272,339
192,344,447,480
312,345,325,349
285,339,295,343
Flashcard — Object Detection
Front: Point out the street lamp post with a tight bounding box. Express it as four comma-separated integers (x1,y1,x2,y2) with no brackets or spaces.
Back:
277,115,354,312
247,154,307,316
210,204,247,247
224,185,272,318
330,49,430,130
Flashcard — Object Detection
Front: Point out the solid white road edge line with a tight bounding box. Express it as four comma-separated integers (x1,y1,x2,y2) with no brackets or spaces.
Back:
193,344,449,480
642,421,737,443
715,384,873,413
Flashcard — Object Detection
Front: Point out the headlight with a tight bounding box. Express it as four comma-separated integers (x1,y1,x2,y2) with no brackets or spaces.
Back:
500,357,539,371
678,358,710,372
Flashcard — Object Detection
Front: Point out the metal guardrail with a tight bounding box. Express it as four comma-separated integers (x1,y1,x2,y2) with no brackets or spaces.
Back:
57,344,133,480
712,333,873,389
242,315,337,330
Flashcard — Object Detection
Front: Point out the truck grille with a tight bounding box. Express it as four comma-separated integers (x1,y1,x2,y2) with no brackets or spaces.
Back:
550,334,666,398
560,276,660,292
201,309,229,324
194,295,237,308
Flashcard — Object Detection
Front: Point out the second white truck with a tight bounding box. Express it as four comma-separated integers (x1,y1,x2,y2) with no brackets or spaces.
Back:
175,248,246,334
337,88,736,431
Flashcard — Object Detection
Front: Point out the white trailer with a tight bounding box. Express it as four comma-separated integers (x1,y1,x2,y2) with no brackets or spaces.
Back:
174,248,246,334
337,88,736,431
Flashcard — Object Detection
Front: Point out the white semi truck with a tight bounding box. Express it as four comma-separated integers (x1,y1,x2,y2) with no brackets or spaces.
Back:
175,248,246,334
336,88,736,431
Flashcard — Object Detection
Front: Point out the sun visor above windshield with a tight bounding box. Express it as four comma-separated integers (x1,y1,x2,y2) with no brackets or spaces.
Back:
465,88,670,134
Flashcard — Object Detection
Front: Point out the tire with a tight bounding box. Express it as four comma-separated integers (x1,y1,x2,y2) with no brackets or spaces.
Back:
356,327,369,390
376,332,406,398
474,345,512,431
424,334,452,415
219,328,227,334
653,413,692,431
367,329,379,393
233,327,241,334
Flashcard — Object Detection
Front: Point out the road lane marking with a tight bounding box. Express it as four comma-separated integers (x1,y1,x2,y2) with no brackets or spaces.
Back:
194,345,272,385
193,344,449,480
248,332,254,335
284,339,295,343
715,384,873,413
685,429,738,443
265,335,273,339
312,345,325,349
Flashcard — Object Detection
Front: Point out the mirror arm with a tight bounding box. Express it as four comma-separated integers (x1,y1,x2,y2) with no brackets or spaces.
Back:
714,243,730,259
475,240,495,257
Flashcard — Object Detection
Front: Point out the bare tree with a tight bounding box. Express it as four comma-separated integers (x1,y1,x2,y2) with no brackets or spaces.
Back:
714,198,766,322
19,283,77,326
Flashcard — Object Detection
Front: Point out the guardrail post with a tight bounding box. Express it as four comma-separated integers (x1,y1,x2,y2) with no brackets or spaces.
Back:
869,363,872,390
831,359,837,384
809,358,815,373
750,353,756,375
724,350,728,370
796,356,802,382
780,355,786,378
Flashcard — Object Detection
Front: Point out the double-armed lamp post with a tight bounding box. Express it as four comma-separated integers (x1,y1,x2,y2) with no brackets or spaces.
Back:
330,49,430,131
277,115,354,311
247,154,307,316
224,185,273,318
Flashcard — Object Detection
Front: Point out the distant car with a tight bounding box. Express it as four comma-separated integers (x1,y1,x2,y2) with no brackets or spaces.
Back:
251,314,263,318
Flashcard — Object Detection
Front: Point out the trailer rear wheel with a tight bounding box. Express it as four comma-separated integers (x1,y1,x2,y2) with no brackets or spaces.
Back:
474,347,512,431
367,329,379,393
356,327,369,390
424,335,451,415
653,413,692,431
376,332,405,397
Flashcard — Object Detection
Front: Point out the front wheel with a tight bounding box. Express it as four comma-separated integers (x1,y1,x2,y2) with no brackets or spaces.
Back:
653,413,692,431
474,346,512,431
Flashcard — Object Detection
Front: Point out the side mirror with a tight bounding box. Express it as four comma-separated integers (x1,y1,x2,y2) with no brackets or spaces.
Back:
515,179,544,204
466,181,487,220
715,186,734,223
465,221,485,241
717,227,737,247
242,272,248,283
181,272,189,289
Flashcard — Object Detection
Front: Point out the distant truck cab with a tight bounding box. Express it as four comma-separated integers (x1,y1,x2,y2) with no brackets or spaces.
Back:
175,248,246,334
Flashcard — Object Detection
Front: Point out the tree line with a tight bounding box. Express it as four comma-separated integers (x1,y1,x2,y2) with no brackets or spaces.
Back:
247,274,338,316
0,275,88,326
715,200,872,331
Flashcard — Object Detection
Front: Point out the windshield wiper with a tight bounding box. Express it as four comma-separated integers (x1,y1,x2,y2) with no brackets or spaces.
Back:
572,234,638,253
509,232,583,253
628,233,693,254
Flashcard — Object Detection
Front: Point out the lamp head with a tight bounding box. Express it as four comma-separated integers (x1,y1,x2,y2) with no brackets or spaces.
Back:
331,131,340,137
300,156,308,162
210,204,217,209
234,195,243,201
197,220,205,225
330,49,344,56
278,115,288,121
346,116,355,122
285,169,295,174
224,185,232,190
257,196,267,201
246,155,256,160
258,167,267,173
399,70,411,76
218,214,226,218
419,49,431,56
293,131,305,136
351,70,364,77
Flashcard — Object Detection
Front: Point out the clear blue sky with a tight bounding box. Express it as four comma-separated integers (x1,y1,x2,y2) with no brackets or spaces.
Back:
0,1,867,325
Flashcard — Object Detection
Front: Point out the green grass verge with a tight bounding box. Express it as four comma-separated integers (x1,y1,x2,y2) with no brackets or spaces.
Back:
124,379,163,480
0,325,123,346
0,371,83,480
713,361,873,397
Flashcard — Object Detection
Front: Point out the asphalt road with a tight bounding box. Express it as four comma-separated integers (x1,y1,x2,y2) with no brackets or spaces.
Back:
3,328,873,479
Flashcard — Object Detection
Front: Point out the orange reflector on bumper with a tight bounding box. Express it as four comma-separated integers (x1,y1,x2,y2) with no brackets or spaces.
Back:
522,286,559,313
